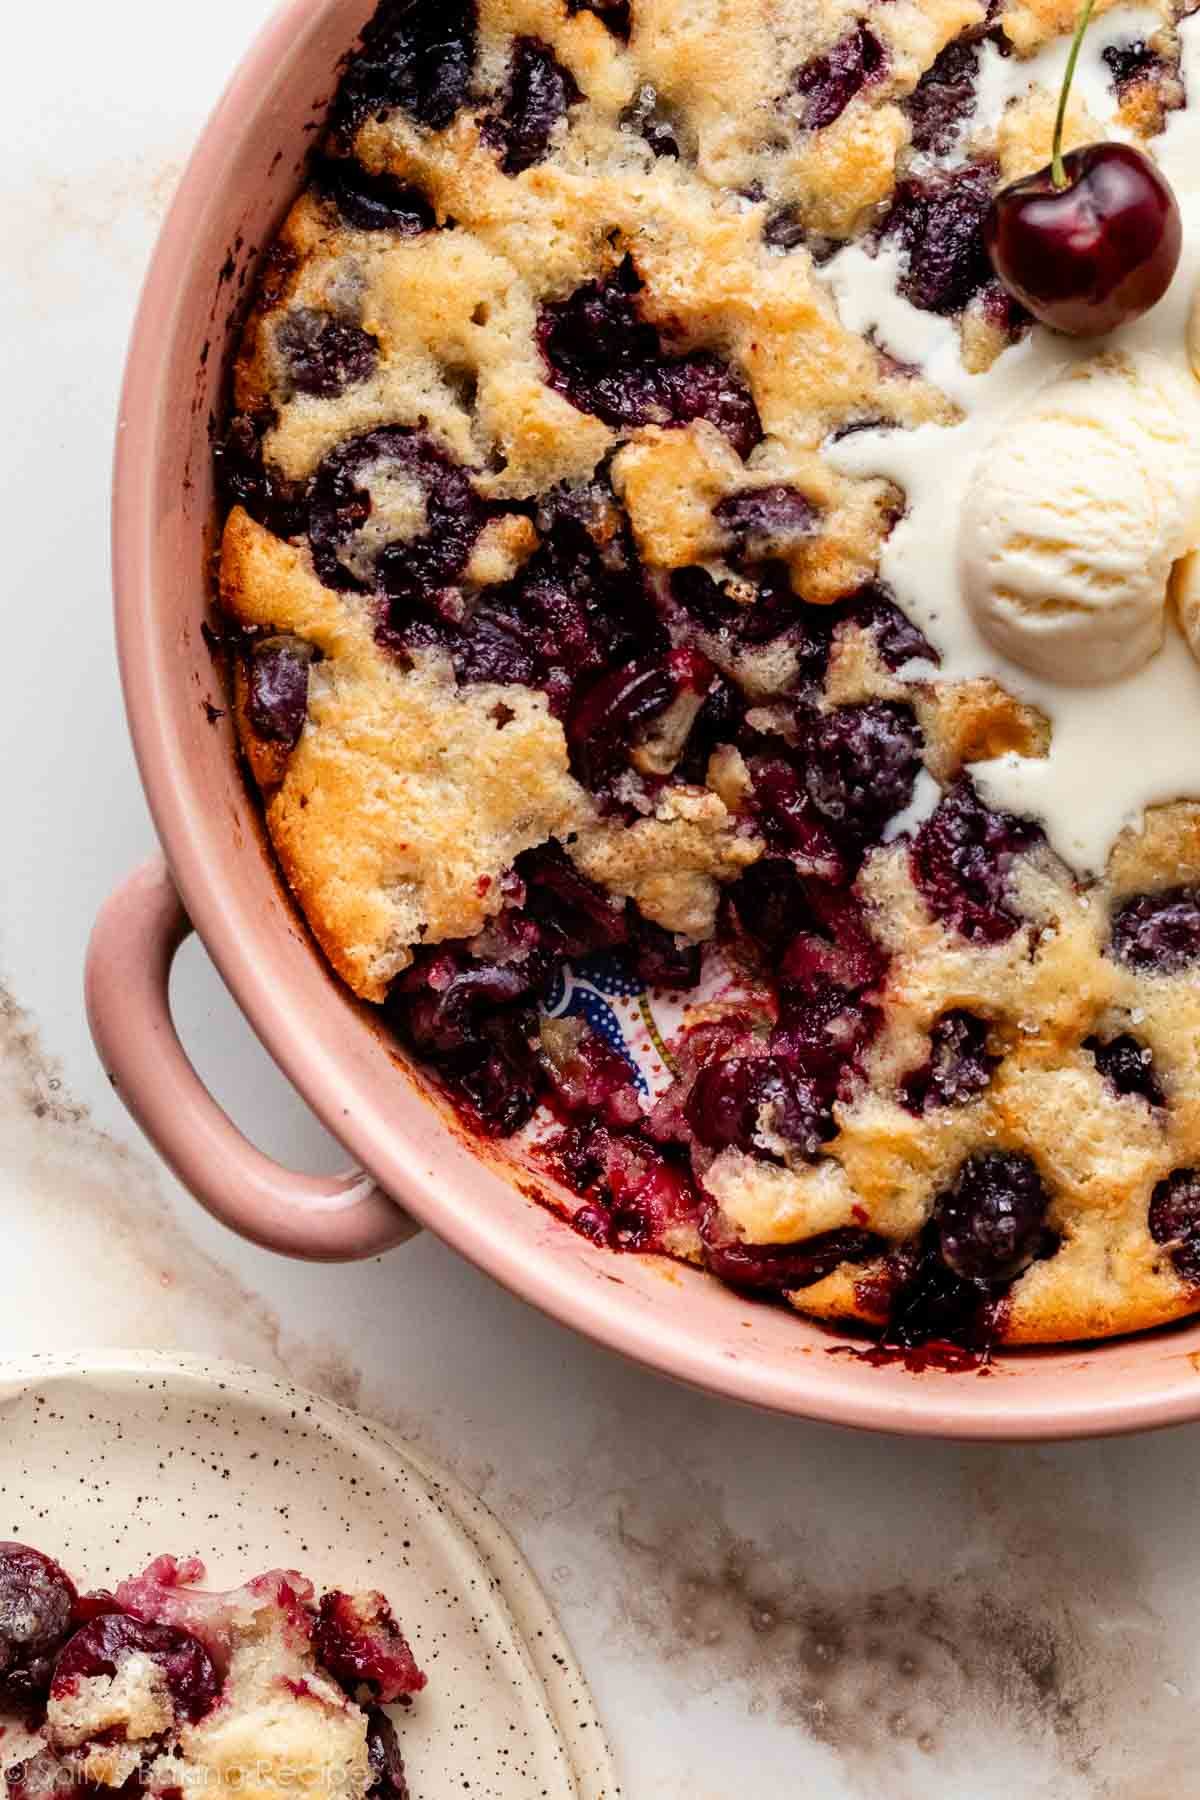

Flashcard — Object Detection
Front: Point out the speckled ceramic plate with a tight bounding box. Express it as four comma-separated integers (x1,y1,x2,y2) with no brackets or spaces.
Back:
0,1353,617,1800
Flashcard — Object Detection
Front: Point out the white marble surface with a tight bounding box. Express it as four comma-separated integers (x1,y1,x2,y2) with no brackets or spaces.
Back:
3,6,1200,1794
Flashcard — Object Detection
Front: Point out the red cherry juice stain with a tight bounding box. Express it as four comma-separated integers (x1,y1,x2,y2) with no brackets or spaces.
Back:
828,1340,994,1374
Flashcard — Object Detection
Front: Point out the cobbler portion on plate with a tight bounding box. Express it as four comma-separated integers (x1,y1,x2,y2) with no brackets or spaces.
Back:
0,1545,423,1800
215,0,1200,1350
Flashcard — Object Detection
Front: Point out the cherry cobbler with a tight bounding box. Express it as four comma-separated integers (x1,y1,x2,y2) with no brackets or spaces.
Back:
215,0,1200,1352
0,1545,423,1800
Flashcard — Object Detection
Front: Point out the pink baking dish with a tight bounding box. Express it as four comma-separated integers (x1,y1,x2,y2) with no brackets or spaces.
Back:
87,0,1200,1440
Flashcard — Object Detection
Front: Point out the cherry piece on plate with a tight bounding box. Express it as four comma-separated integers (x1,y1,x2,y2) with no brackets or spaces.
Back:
984,0,1181,335
312,1591,426,1703
0,1544,78,1704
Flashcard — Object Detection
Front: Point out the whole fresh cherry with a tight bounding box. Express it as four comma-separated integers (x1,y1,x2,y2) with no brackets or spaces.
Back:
985,142,1181,335
984,0,1182,336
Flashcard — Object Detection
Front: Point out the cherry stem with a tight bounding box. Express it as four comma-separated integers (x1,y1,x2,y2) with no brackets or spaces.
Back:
1052,0,1099,188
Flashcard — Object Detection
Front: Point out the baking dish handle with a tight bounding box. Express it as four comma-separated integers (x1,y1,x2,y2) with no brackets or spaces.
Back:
85,858,418,1262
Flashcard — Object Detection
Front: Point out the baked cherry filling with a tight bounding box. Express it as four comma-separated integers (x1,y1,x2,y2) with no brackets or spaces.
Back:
1085,1033,1164,1107
885,161,1003,316
313,156,437,235
881,1152,1056,1347
700,1219,883,1295
1110,888,1200,973
366,1709,411,1800
51,1616,220,1726
566,647,712,794
386,835,727,1137
445,481,664,711
1150,1170,1200,1283
904,32,989,155
799,702,922,848
838,584,939,671
763,206,808,253
789,25,886,132
714,485,817,557
216,413,308,543
538,257,762,455
276,309,380,400
670,564,831,677
307,426,485,602
312,1593,425,1704
912,777,1042,944
901,1010,996,1114
246,637,315,751
685,1055,834,1161
331,0,478,138
482,36,580,174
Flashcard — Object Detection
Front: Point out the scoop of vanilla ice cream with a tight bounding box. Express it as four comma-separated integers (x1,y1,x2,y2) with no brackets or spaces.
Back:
1173,549,1200,664
961,352,1200,686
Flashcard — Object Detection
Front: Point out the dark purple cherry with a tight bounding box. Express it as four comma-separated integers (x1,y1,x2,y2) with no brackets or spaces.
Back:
763,206,807,253
748,757,848,878
366,1708,412,1800
699,1218,881,1295
904,32,985,155
332,0,478,137
729,858,808,954
1085,1033,1164,1106
771,986,880,1099
307,425,484,601
985,142,1181,335
0,1545,78,1703
313,156,437,234
628,911,701,989
886,162,997,315
276,310,379,399
800,701,922,845
538,257,761,455
566,1131,700,1253
934,1150,1051,1283
567,647,710,794
880,1241,997,1349
685,1056,831,1161
482,36,580,175
912,777,1041,945
778,882,886,996
215,413,307,540
518,842,628,957
714,485,817,557
51,1615,220,1725
837,584,939,671
247,637,314,748
401,960,535,1059
621,84,681,158
1110,888,1200,974
1102,38,1167,97
901,1010,996,1114
1149,1169,1200,1283
789,26,886,132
